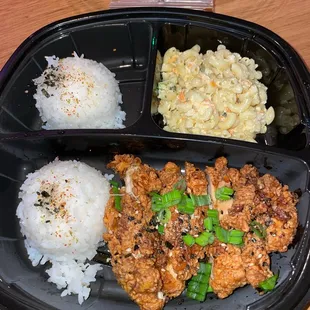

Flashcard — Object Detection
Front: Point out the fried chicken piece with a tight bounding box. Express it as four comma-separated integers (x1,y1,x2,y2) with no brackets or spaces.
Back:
107,154,141,178
205,239,228,258
205,157,234,219
241,233,273,288
105,155,165,310
220,185,255,232
113,256,165,310
158,163,206,298
209,244,247,298
158,162,182,194
256,174,298,252
205,157,230,204
108,154,162,204
185,162,208,195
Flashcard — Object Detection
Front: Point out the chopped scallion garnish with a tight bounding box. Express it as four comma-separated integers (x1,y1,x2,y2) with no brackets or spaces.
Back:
207,209,220,226
228,235,244,245
258,272,279,292
229,229,244,237
158,208,171,224
207,285,213,293
190,194,211,207
173,179,187,192
186,292,205,302
195,232,215,246
204,217,213,231
215,186,234,201
228,229,244,245
187,263,212,302
183,234,195,247
162,189,182,208
177,195,195,214
151,193,164,212
158,224,164,235
250,221,267,239
110,181,122,211
214,226,229,243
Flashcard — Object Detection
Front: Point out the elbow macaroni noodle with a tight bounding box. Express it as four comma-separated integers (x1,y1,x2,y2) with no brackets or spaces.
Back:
157,45,275,142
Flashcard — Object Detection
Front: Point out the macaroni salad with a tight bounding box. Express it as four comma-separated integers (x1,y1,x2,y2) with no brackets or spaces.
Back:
157,45,275,142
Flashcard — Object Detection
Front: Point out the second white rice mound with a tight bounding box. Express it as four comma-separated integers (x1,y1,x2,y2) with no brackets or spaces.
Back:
16,159,110,304
33,53,126,129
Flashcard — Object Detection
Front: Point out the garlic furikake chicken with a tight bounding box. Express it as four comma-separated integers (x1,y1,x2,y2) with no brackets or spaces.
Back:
103,155,298,310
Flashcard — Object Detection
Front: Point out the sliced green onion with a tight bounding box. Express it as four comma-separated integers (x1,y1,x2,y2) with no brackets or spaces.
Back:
110,181,122,211
188,282,209,296
215,186,234,201
214,226,229,243
110,180,120,187
229,229,244,237
204,217,213,231
173,179,187,192
228,235,244,245
195,232,215,246
183,234,195,247
151,201,163,212
250,221,267,239
207,209,220,226
190,194,211,207
158,224,164,235
162,190,182,208
196,284,209,296
186,291,205,302
258,272,279,292
197,262,208,274
158,208,171,224
207,285,213,293
177,195,195,214
191,273,210,284
187,281,200,291
151,193,164,212
228,229,245,244
187,263,212,302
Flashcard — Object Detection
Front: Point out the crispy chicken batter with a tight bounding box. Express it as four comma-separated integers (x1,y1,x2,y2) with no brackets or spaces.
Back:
209,244,247,298
242,233,273,288
103,155,299,310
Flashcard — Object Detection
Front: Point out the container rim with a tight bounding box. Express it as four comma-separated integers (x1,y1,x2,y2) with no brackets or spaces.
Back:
1,7,309,93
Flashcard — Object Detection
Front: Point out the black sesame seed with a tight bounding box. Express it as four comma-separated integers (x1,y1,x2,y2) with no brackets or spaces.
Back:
165,241,174,249
149,216,158,226
41,191,50,198
134,245,139,251
45,220,51,223
128,216,135,221
41,89,50,98
146,228,156,233
178,298,184,305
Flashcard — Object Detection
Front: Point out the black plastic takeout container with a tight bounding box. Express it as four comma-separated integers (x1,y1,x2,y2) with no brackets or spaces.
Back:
0,7,310,310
